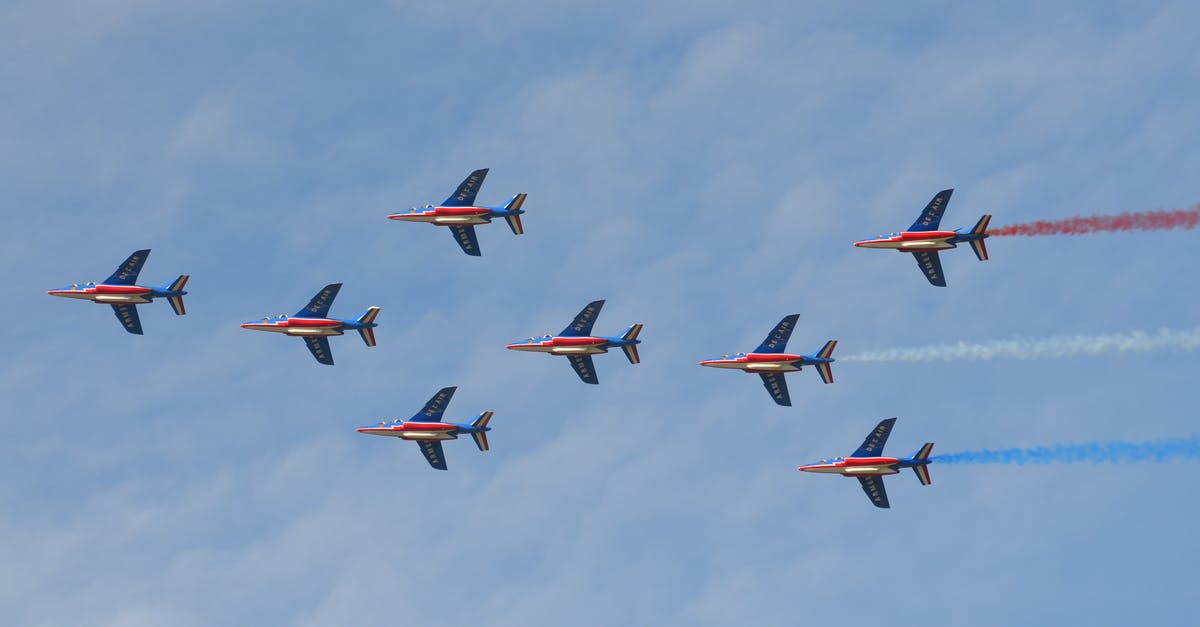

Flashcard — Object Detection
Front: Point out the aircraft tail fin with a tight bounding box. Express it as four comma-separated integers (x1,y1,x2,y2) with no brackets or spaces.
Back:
502,193,527,235
813,340,836,384
470,411,493,451
356,306,380,347
619,323,643,364
969,214,991,261
911,442,934,485
165,275,189,315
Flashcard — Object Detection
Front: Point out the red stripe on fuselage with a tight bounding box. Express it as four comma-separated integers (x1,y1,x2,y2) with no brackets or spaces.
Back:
93,285,153,295
546,337,607,346
742,353,803,363
281,318,342,328
843,456,900,466
433,207,490,216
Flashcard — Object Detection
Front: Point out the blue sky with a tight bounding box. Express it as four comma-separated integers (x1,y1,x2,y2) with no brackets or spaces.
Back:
4,1,1200,624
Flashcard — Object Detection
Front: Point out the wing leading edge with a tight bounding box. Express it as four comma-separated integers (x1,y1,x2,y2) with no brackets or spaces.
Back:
416,440,448,470
567,354,599,384
448,225,481,256
303,336,334,365
912,251,947,287
908,189,953,232
414,386,457,421
111,304,143,335
857,476,891,508
755,314,799,354
759,372,792,406
442,168,489,207
561,300,604,337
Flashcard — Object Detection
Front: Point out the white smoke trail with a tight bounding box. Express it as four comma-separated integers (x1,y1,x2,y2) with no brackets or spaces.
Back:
840,326,1200,363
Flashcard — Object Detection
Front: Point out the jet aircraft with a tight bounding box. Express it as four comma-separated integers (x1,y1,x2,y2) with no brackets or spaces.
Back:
240,283,379,365
699,314,835,406
356,386,493,470
798,417,934,508
387,168,527,256
506,299,642,384
854,189,991,286
47,248,188,335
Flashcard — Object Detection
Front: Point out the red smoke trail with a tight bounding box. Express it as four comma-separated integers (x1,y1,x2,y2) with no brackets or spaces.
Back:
990,204,1200,236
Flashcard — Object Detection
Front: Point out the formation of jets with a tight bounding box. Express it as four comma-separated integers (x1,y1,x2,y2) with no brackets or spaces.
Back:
49,177,992,502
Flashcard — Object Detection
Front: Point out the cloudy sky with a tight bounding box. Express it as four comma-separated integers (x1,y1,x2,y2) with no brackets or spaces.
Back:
4,1,1200,625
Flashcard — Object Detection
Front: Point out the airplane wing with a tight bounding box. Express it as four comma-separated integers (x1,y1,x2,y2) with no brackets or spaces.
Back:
857,476,891,508
758,372,792,406
567,355,599,384
754,313,800,353
442,168,489,207
303,336,334,365
110,304,143,335
296,283,342,318
448,225,482,256
416,440,448,470
908,189,953,232
104,249,150,285
413,386,456,422
852,417,897,457
912,251,947,287
560,300,605,336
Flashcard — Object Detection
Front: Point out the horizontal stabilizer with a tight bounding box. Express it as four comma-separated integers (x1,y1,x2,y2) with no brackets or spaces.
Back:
471,411,493,451
815,362,834,384
969,214,991,261
356,306,380,347
913,464,932,486
911,443,933,485
503,193,527,235
166,275,189,315
620,323,643,364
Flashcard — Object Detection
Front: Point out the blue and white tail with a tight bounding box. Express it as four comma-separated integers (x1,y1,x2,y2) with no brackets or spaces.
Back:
470,411,493,451
165,275,189,316
502,193,528,235
813,340,836,384
619,323,643,364
968,215,991,261
911,442,934,485
356,306,381,347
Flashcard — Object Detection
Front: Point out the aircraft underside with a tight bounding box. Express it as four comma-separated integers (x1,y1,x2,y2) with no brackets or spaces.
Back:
741,362,801,372
282,327,344,337
835,466,900,476
398,431,458,441
64,293,153,304
550,346,608,355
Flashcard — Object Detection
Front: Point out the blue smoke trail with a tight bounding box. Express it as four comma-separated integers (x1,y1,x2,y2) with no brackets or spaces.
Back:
932,436,1200,465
